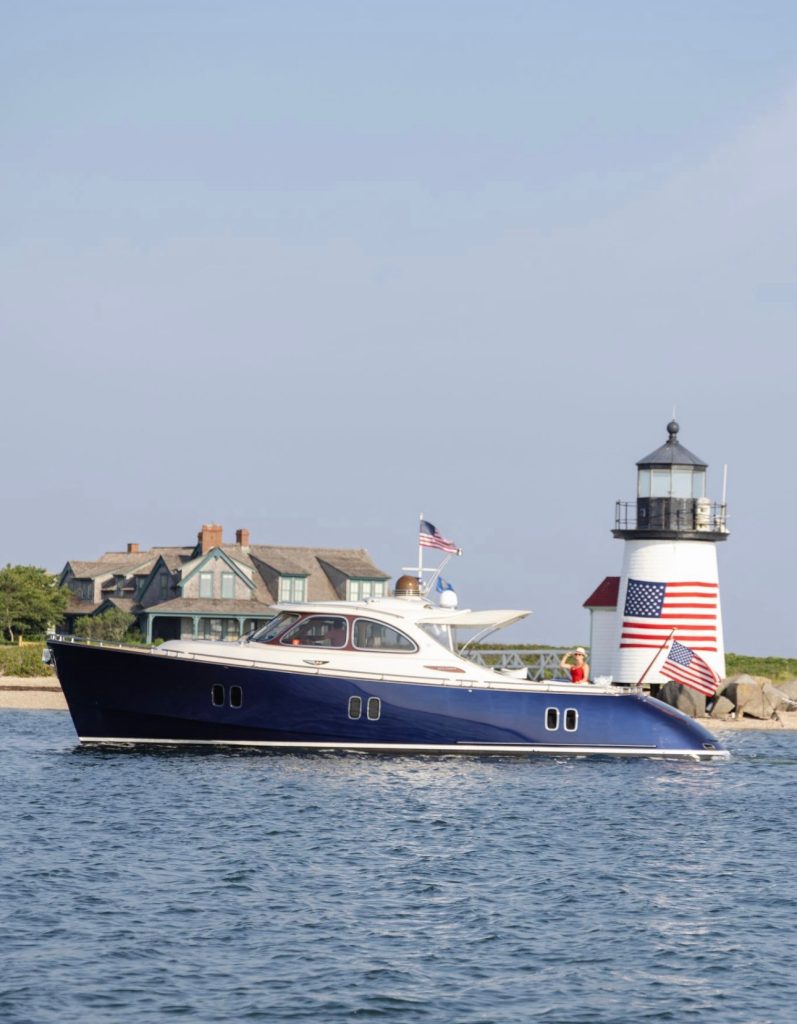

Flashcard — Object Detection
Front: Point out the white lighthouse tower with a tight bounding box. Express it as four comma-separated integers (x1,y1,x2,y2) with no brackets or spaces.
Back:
609,421,729,684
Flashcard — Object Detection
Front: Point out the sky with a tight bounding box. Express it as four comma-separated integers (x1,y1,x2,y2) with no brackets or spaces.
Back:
2,1,796,655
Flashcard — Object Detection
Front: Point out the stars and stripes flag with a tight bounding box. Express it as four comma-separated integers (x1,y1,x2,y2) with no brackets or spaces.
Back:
621,578,718,652
662,639,720,696
419,520,460,555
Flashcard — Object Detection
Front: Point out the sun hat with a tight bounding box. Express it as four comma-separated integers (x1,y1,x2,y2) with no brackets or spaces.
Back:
575,647,587,656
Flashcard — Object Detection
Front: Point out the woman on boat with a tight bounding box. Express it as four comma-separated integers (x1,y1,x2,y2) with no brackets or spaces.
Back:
560,647,590,683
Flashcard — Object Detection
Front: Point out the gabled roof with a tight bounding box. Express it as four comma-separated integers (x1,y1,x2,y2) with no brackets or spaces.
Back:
64,598,103,616
583,576,620,609
317,552,391,579
179,548,255,589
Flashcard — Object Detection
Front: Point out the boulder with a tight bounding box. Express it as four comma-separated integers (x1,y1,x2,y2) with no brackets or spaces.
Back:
708,695,735,720
723,676,786,720
774,679,797,702
657,681,706,718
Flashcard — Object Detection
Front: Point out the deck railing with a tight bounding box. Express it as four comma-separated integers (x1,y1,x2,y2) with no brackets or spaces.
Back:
460,648,572,681
615,500,728,533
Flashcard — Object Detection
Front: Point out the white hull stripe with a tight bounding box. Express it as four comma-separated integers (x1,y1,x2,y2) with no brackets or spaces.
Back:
78,736,728,759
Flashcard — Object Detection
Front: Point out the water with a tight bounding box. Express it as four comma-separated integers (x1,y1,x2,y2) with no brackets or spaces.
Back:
2,712,796,1024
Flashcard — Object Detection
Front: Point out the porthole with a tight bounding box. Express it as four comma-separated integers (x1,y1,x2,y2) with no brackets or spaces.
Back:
348,696,362,720
545,707,559,731
212,684,225,707
367,697,381,721
230,685,243,709
564,708,578,732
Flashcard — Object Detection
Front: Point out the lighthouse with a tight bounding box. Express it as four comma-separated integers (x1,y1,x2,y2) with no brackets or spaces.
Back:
604,421,729,685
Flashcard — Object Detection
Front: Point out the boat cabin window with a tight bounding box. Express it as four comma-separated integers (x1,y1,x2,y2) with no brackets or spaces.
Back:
352,618,417,653
281,615,348,648
419,623,454,652
249,613,301,644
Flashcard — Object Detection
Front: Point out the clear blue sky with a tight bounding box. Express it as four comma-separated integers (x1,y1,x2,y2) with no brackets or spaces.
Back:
2,2,796,654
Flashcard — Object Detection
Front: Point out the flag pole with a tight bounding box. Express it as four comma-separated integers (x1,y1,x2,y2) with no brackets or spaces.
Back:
635,629,676,689
418,512,423,583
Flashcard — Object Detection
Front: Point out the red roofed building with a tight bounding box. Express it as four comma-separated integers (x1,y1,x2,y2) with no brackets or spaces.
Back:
583,576,619,681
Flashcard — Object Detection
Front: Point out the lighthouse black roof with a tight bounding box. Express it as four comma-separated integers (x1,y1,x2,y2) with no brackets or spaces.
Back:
636,421,707,468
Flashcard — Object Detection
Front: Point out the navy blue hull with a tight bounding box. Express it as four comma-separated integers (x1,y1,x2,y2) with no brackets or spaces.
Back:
48,640,726,758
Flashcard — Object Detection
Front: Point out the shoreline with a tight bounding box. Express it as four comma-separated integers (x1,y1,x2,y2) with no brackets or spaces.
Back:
3,677,797,730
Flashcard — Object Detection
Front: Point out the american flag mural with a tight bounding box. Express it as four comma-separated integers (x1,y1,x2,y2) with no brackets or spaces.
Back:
621,578,718,652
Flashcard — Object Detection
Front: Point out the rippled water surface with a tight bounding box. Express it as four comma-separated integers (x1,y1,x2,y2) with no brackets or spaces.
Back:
2,712,797,1024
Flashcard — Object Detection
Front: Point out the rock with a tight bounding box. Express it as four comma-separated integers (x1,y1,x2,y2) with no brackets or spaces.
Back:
657,680,706,718
708,695,735,719
775,679,797,702
723,676,785,720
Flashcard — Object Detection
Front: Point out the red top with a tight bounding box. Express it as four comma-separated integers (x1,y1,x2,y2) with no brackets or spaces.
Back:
570,665,586,683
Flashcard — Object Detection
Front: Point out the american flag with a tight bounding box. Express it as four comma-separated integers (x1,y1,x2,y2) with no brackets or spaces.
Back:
621,578,718,652
662,639,719,696
419,520,460,554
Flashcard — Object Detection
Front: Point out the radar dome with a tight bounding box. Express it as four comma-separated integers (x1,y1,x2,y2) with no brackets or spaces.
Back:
439,588,458,609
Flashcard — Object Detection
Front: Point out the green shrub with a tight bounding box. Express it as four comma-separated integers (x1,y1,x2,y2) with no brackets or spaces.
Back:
0,643,53,678
725,653,797,683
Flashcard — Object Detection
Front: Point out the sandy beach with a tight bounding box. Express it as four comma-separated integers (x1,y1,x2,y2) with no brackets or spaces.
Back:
3,676,797,729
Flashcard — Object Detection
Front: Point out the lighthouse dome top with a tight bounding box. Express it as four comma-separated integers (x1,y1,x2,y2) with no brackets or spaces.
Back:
636,421,707,469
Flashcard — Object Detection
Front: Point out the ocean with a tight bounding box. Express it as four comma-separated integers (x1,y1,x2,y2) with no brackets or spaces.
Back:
2,710,796,1024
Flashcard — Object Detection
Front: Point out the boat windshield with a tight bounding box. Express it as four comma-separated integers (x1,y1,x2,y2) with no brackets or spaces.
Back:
249,613,301,644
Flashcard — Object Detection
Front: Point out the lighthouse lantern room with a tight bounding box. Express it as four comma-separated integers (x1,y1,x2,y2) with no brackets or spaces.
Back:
604,421,729,685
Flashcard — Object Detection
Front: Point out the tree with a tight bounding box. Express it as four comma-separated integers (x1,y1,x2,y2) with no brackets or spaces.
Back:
72,609,139,642
0,565,69,642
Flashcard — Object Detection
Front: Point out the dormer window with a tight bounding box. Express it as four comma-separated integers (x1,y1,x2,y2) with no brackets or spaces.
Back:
347,579,387,601
278,576,306,602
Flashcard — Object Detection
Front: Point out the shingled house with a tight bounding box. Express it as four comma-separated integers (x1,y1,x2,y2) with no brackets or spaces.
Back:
58,523,391,642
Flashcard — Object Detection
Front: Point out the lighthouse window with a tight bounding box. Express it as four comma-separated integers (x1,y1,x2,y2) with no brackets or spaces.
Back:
650,469,671,498
692,469,706,499
671,467,693,498
637,468,650,497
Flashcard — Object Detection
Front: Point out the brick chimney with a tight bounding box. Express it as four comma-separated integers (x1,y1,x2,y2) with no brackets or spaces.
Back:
198,523,223,554
127,542,140,554
235,527,250,548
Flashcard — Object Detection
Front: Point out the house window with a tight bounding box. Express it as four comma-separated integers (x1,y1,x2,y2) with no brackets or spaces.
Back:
348,580,387,601
278,576,306,603
221,573,235,599
202,618,223,640
199,572,213,599
160,574,170,599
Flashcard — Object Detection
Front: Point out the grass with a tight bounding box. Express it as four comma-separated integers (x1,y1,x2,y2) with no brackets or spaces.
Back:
725,653,797,683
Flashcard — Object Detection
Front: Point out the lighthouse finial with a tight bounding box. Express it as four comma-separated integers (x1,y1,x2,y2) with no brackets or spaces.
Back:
666,419,680,444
